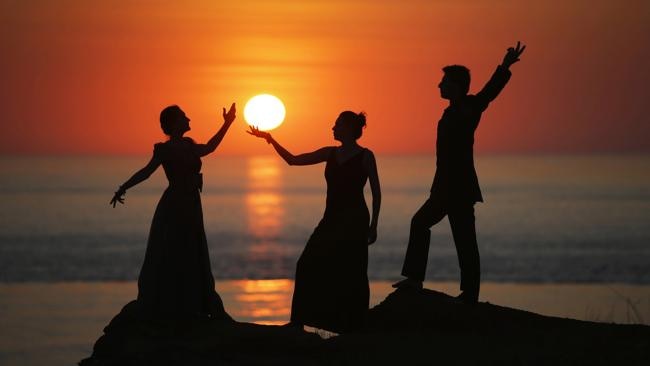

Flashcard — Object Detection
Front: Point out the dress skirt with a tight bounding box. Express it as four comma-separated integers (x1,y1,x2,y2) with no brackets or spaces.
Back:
137,186,226,319
290,206,370,333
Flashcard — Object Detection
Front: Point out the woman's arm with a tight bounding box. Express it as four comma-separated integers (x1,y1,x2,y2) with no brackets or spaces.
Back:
364,149,381,245
194,103,236,157
248,126,332,166
110,156,161,207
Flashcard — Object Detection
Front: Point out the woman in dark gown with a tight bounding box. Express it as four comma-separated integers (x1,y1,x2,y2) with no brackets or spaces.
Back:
109,103,236,320
248,111,381,333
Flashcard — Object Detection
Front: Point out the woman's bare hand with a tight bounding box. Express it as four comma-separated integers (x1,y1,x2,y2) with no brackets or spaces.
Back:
110,188,126,208
247,126,272,143
222,103,236,125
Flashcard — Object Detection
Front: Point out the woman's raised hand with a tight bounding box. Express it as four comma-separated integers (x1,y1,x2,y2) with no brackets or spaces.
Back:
223,103,236,125
247,126,272,143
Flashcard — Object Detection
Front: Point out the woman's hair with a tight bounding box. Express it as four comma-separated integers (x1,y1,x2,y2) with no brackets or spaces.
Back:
160,105,182,135
338,111,367,139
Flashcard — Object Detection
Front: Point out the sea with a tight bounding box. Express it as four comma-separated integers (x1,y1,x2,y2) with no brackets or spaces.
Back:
1,154,649,284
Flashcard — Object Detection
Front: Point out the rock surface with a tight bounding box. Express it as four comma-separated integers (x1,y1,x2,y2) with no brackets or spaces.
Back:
80,288,650,365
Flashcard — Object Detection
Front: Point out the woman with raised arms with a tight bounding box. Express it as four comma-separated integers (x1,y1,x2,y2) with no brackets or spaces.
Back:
109,103,236,321
248,111,381,333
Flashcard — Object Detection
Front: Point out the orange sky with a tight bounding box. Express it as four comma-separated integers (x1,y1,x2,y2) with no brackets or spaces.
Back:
1,0,649,155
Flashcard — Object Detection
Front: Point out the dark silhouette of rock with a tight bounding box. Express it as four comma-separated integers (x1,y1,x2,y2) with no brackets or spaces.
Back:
336,288,650,365
80,289,650,365
79,300,327,366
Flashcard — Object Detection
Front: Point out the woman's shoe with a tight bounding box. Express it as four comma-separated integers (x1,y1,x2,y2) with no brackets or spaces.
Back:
391,277,423,290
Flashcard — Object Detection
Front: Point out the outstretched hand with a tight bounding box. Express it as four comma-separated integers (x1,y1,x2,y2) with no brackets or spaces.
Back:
501,41,526,68
223,103,236,125
110,188,125,208
247,126,272,143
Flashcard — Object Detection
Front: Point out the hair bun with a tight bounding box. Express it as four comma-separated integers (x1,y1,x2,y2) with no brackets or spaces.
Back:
357,111,367,127
338,110,367,139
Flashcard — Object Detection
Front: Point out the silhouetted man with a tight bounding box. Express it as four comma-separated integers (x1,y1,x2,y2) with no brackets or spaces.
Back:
393,42,526,304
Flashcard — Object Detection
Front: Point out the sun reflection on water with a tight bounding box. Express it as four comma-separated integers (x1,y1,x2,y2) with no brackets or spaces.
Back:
233,157,293,325
219,279,293,325
245,193,283,237
245,156,286,264
247,156,281,189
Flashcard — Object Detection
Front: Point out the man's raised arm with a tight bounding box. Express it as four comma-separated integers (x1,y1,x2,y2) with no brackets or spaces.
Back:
476,41,526,111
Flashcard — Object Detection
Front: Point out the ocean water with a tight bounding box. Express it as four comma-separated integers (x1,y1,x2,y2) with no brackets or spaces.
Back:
0,154,649,283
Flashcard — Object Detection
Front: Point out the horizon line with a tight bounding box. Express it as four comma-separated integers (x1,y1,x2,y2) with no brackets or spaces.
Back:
2,151,650,158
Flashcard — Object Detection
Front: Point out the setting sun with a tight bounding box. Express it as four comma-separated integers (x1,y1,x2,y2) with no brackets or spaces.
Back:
243,94,286,131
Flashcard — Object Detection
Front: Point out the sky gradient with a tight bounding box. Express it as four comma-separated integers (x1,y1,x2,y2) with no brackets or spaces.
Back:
1,0,649,155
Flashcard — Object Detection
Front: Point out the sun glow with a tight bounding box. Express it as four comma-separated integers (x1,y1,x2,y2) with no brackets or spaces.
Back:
244,94,286,131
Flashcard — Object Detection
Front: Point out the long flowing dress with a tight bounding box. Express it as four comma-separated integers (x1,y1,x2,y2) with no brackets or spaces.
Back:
85,139,230,362
290,148,370,333
137,139,229,320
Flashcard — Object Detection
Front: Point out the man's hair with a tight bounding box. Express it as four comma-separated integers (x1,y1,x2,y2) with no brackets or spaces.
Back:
442,65,471,95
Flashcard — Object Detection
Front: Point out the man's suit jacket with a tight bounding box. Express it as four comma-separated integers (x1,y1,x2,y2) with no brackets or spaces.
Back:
431,65,512,204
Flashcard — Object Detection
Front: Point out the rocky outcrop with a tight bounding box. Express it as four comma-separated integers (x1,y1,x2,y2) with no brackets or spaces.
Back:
80,289,650,365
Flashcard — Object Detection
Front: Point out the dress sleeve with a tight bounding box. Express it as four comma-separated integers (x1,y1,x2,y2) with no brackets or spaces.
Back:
153,143,164,161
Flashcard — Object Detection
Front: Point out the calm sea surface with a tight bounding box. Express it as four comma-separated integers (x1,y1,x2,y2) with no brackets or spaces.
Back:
1,154,649,283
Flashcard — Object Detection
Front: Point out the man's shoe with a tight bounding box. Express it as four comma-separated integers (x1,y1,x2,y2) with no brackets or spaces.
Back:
454,291,478,305
392,278,423,290
283,321,304,330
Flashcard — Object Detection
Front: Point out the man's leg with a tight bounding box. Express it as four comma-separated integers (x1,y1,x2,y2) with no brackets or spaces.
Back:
398,197,447,283
448,203,480,302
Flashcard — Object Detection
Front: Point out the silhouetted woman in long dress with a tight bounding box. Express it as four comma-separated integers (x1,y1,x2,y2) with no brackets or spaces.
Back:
248,111,381,333
109,103,236,320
